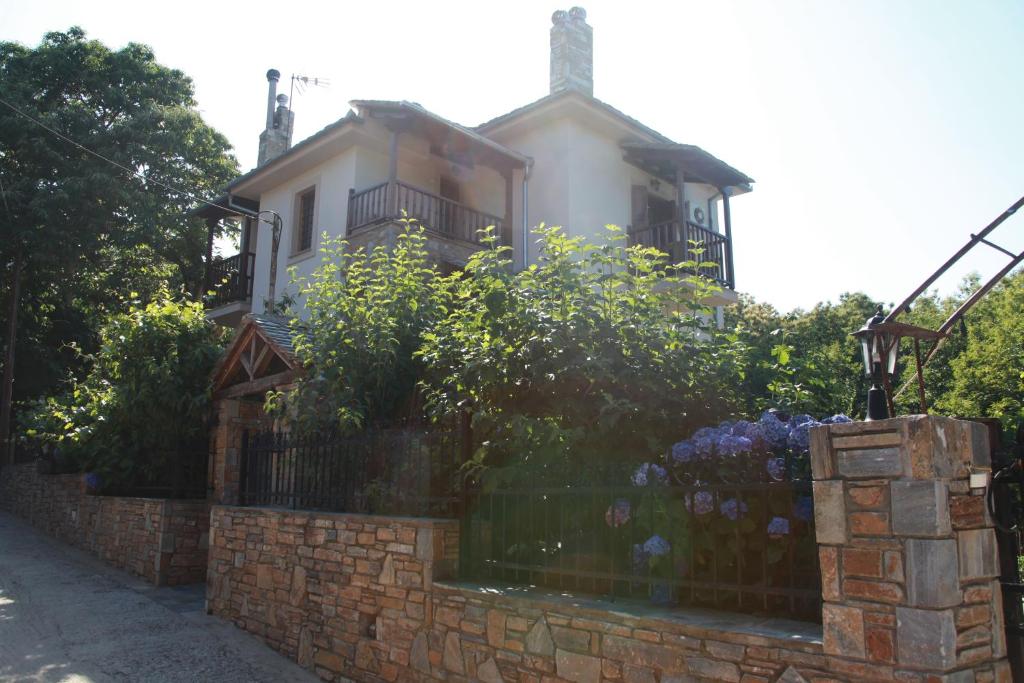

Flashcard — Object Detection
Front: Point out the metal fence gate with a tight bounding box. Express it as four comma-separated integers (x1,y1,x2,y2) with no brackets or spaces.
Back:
986,423,1024,680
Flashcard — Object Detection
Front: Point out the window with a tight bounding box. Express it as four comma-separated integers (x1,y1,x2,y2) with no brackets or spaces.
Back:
295,188,316,254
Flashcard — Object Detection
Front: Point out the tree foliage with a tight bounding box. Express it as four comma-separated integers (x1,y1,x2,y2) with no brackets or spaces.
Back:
22,291,226,486
0,27,238,404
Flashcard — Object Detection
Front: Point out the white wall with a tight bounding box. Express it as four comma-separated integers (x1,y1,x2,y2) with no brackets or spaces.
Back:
251,147,358,316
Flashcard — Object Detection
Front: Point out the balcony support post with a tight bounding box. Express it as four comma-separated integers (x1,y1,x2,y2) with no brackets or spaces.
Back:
721,187,735,289
503,168,514,248
205,217,217,293
387,128,400,217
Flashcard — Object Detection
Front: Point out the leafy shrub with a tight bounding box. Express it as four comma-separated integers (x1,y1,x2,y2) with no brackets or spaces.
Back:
419,225,747,485
267,226,450,432
21,291,226,489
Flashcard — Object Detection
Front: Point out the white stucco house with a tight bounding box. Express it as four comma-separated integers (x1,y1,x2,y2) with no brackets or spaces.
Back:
196,7,753,328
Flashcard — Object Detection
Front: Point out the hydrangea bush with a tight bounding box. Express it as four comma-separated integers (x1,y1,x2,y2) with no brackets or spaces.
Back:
621,410,850,604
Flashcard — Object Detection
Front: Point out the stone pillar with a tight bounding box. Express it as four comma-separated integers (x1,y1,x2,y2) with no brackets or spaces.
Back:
550,7,593,96
209,398,269,505
810,415,1010,681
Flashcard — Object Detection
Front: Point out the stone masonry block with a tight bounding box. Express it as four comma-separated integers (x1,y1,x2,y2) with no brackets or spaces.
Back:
809,425,834,480
896,606,956,670
958,528,999,581
813,481,847,545
891,480,951,537
905,538,960,608
822,603,865,658
837,448,903,479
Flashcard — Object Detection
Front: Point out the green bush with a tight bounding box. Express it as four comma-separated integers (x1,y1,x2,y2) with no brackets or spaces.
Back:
418,225,746,485
21,291,226,488
267,226,450,432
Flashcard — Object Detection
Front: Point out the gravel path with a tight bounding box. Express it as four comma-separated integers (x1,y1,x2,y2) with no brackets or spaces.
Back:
0,510,319,683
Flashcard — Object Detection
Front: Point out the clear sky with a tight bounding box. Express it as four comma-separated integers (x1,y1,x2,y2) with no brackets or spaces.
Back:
3,0,1023,313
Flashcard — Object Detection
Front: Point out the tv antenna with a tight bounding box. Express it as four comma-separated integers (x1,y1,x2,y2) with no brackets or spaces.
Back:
286,73,331,138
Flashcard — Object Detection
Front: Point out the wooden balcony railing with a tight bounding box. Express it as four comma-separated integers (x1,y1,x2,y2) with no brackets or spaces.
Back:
347,181,504,246
628,220,734,288
206,251,255,308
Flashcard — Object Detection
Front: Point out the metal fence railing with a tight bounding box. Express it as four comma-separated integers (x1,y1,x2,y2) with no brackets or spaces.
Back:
461,452,821,621
240,421,465,518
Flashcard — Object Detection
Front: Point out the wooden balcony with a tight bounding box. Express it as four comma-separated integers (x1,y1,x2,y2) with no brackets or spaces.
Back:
628,220,734,288
347,181,505,247
206,252,255,308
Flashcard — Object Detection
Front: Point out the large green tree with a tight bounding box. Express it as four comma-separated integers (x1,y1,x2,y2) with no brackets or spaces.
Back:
0,28,238,443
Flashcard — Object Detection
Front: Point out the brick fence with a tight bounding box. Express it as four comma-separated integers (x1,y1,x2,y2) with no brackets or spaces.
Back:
0,462,210,586
206,415,1012,682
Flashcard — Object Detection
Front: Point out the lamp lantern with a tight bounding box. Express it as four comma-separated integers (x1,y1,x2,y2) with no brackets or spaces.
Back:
852,306,896,420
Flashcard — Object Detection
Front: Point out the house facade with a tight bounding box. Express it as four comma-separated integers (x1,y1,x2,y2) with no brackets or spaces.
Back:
197,7,753,328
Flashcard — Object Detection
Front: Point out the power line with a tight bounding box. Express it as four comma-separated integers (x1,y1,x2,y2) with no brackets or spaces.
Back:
0,95,254,221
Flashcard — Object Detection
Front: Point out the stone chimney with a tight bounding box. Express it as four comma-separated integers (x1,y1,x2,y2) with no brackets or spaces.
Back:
550,7,593,96
257,69,294,167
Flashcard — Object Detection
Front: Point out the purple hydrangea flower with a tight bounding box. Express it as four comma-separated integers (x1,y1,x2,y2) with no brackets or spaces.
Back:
717,434,753,457
605,499,631,528
632,462,668,487
822,414,853,425
787,420,822,453
767,516,791,537
643,534,671,557
720,498,749,521
758,411,790,449
685,490,714,516
670,440,697,465
793,496,814,522
766,457,787,481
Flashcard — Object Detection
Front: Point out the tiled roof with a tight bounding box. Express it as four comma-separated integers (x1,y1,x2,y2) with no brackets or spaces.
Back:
247,313,306,357
474,90,675,143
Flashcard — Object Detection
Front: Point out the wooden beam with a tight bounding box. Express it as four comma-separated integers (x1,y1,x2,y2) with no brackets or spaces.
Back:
214,370,297,400
722,189,735,289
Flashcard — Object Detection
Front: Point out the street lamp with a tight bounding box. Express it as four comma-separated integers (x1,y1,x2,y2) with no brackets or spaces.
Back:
852,306,897,420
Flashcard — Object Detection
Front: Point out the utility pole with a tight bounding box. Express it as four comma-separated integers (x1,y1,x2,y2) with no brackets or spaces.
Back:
1,249,23,465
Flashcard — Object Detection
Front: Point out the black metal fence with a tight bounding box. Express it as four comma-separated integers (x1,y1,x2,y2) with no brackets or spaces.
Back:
100,449,209,499
461,452,821,621
240,422,465,517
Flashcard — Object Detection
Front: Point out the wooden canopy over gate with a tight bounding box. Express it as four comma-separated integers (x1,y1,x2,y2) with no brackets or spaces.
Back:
211,314,302,399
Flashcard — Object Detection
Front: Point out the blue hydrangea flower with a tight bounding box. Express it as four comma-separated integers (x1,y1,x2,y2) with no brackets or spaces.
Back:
692,426,721,459
788,414,815,428
758,411,790,449
84,472,102,491
731,420,766,447
720,498,749,521
766,457,787,481
643,534,671,557
632,462,668,487
787,420,822,453
822,414,853,425
686,490,714,516
767,516,791,536
717,434,753,457
793,496,814,522
632,544,649,573
670,440,697,465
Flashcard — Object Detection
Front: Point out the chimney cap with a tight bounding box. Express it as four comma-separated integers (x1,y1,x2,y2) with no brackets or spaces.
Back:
276,94,289,106
266,68,281,82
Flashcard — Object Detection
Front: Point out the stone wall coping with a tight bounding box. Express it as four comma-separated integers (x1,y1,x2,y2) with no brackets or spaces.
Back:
212,504,459,528
435,580,824,651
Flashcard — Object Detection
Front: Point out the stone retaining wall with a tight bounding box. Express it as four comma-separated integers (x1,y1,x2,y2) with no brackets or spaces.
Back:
0,462,209,586
206,505,825,682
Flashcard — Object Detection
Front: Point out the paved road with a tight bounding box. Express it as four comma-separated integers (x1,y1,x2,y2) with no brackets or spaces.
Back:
0,511,319,683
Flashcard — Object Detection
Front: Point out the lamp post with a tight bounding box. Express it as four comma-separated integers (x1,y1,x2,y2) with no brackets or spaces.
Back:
852,306,899,420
